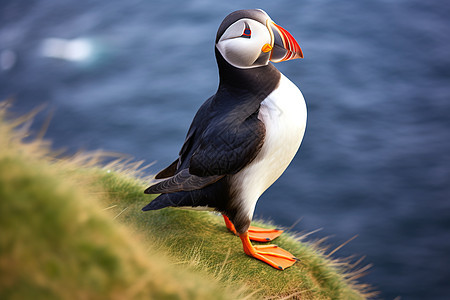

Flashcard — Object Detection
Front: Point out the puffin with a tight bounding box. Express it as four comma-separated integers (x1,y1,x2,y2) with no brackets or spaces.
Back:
143,9,306,270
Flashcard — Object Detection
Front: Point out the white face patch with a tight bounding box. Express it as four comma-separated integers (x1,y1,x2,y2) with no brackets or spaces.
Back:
216,18,272,69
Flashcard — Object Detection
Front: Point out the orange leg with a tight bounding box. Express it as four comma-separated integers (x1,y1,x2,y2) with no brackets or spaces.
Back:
240,232,298,270
223,214,238,234
222,214,283,242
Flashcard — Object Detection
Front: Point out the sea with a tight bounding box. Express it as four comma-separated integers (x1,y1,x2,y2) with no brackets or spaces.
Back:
1,1,449,299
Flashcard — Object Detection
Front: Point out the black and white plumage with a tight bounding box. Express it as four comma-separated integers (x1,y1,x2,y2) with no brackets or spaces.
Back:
143,9,306,237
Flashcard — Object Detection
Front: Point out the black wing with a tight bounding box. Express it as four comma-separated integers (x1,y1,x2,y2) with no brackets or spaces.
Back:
145,98,265,194
144,169,223,194
189,110,265,176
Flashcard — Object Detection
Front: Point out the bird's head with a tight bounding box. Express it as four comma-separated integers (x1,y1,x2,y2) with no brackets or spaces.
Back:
215,9,303,69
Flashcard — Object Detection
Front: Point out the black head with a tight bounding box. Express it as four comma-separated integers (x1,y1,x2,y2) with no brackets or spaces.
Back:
215,9,303,69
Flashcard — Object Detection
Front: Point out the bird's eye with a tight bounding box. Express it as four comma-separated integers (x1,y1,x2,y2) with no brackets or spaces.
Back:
241,23,251,38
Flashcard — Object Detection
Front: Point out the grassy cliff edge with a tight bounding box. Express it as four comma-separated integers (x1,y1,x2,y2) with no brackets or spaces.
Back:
0,106,375,299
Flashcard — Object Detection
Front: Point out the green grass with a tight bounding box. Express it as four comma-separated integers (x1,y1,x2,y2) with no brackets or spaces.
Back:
0,104,376,299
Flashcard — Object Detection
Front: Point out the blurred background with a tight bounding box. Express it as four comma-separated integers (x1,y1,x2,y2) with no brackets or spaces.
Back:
1,1,449,298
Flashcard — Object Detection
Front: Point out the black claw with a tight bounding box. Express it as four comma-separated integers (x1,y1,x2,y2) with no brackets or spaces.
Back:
265,238,270,241
293,257,300,261
278,266,283,270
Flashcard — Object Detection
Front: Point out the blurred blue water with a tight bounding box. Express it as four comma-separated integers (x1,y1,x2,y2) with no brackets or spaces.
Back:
1,1,449,298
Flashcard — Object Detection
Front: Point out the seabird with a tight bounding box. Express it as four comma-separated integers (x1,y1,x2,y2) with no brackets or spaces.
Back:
143,9,306,270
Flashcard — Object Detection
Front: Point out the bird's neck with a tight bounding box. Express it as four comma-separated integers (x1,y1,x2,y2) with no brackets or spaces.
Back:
215,48,281,101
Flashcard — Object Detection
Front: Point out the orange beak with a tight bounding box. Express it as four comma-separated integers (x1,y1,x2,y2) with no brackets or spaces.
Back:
267,20,303,63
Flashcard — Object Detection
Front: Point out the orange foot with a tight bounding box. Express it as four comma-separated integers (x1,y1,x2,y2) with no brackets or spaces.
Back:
240,232,298,270
223,215,283,242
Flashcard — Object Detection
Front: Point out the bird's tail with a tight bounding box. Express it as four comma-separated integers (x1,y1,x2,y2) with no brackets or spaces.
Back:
141,192,198,211
142,178,227,212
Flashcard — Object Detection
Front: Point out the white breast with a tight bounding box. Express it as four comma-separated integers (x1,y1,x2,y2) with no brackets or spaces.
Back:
230,73,307,219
